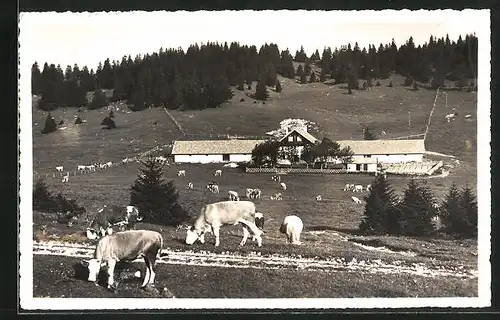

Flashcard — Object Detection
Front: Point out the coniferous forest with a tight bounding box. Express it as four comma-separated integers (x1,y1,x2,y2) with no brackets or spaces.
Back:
31,34,478,112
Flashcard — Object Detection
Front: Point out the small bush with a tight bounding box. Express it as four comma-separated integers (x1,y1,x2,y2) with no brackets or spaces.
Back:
240,98,245,102
87,89,108,110
74,117,83,124
33,179,86,220
41,113,57,134
101,116,116,129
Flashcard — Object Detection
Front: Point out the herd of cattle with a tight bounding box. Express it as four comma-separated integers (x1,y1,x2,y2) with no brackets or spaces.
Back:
81,200,303,291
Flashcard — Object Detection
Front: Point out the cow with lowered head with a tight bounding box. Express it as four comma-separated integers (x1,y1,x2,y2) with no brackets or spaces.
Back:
86,205,143,240
81,230,163,291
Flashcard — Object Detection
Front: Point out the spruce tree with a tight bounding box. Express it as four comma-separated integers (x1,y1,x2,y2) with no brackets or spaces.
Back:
130,156,187,225
275,79,282,93
296,65,304,77
397,179,438,236
41,113,57,134
300,72,307,84
101,116,116,129
364,127,377,140
74,116,83,124
319,69,327,82
309,72,317,83
359,175,400,235
460,184,478,237
254,78,269,101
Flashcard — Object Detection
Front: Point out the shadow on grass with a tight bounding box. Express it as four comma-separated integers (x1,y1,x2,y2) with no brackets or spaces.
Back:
305,225,365,236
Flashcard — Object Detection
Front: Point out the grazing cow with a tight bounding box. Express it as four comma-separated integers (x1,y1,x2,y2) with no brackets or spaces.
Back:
81,230,163,290
246,188,261,199
185,201,263,247
206,183,219,194
271,192,283,200
280,182,287,191
62,173,69,183
252,212,265,242
77,165,86,172
177,170,186,177
315,195,322,201
279,215,303,245
106,161,113,168
353,185,363,192
214,169,222,176
351,196,362,204
445,112,458,122
343,184,354,191
86,205,144,240
464,114,472,119
228,190,239,201
55,166,64,172
366,184,372,192
271,175,281,182
186,182,194,190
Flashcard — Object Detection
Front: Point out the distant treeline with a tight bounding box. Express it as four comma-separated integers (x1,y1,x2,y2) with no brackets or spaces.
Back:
32,34,478,112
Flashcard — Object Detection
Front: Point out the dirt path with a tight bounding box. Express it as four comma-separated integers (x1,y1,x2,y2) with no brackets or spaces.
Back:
33,241,477,279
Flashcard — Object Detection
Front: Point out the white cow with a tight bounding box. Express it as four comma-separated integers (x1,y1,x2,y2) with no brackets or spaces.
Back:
271,193,283,200
55,166,64,172
207,184,219,194
214,169,222,176
106,161,113,168
81,230,163,290
246,188,261,199
62,173,69,183
177,170,186,177
343,184,354,191
351,196,362,204
353,185,363,192
366,184,372,192
185,201,262,247
280,182,287,191
315,195,322,201
228,190,239,201
280,215,303,245
186,182,194,190
271,175,281,182
77,165,86,172
445,112,458,122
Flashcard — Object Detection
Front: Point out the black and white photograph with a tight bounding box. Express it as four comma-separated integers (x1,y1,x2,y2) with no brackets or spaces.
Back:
18,9,491,310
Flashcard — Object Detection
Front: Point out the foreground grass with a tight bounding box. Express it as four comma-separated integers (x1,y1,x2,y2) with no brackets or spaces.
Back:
33,255,477,299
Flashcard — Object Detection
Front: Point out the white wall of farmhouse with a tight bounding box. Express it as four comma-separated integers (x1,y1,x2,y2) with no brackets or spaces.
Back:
352,153,423,164
229,154,252,162
174,154,252,163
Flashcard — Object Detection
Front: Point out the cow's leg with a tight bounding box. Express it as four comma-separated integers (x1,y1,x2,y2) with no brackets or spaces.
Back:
240,226,249,246
212,225,221,247
238,220,262,247
141,258,151,288
146,251,157,285
107,260,117,289
199,233,205,244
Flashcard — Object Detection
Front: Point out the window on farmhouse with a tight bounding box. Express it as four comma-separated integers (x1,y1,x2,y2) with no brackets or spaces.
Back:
223,154,230,161
296,136,302,142
288,136,293,142
364,155,371,158
356,164,361,171
363,164,368,171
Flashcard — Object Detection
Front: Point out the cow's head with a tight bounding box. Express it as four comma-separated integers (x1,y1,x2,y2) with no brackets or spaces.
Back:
81,259,102,282
126,206,143,222
185,226,202,245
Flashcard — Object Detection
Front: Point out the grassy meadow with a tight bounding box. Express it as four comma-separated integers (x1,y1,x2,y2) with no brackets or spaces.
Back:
31,74,479,297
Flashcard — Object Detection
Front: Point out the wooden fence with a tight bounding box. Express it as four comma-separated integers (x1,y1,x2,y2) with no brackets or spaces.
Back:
245,167,347,174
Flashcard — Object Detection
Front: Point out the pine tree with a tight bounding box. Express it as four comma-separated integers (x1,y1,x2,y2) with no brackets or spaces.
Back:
31,62,43,95
88,89,108,110
359,175,400,235
296,65,304,77
309,72,317,83
254,78,269,101
41,113,57,134
275,79,282,93
397,179,438,236
300,72,307,84
33,179,56,211
304,62,312,75
319,69,327,82
130,156,187,225
460,184,478,237
101,116,116,129
364,127,377,140
74,116,83,124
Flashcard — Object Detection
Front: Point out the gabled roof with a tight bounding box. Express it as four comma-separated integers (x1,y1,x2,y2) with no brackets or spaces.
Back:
336,139,426,155
279,128,318,144
171,139,266,155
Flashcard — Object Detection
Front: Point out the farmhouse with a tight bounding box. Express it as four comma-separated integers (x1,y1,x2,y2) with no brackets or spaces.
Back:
337,139,426,164
278,127,318,162
346,157,379,173
171,139,265,164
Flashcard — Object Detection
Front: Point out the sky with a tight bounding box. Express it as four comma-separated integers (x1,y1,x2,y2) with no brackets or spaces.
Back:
19,10,488,70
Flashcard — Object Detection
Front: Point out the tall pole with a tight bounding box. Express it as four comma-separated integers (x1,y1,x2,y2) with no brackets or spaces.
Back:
445,93,448,109
408,111,411,128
